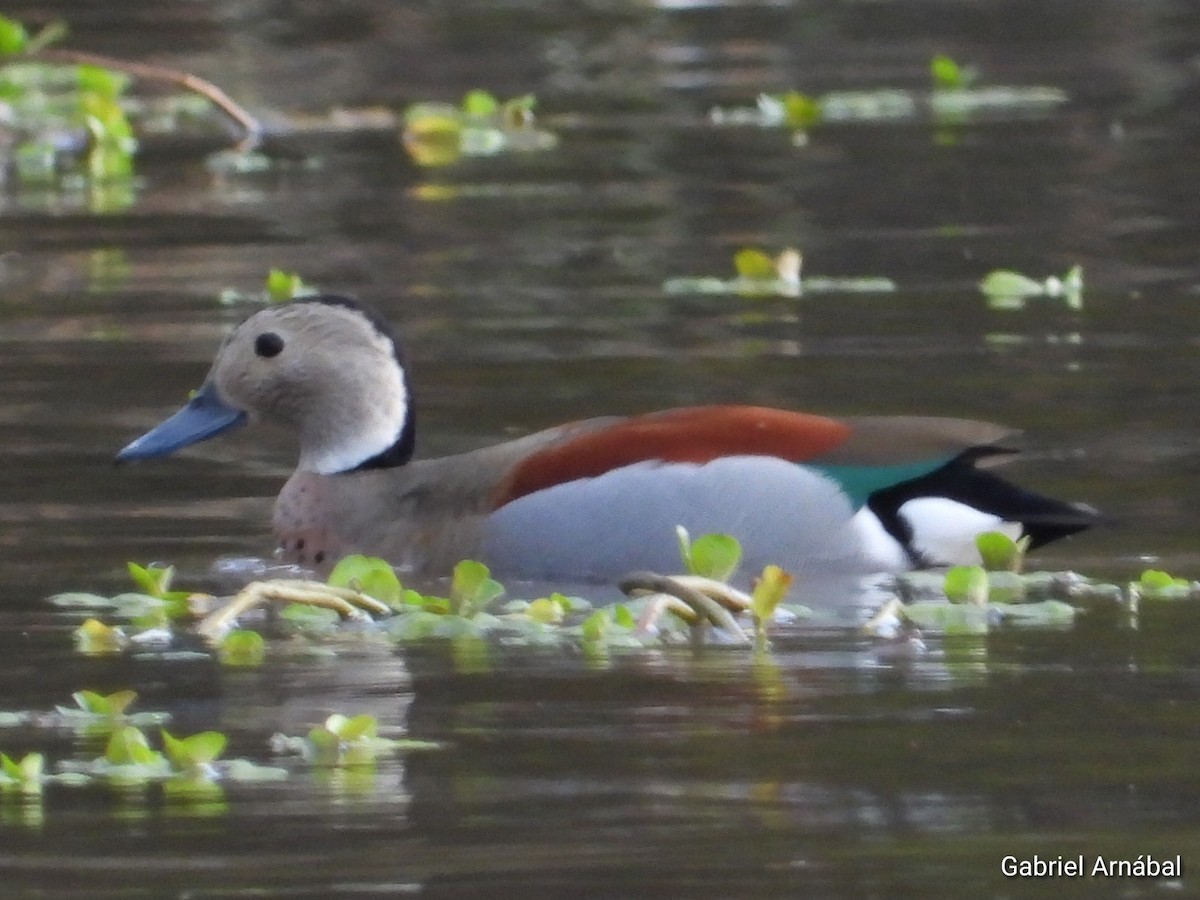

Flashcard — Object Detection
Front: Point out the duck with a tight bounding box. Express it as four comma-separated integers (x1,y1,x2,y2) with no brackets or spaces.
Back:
116,295,1097,582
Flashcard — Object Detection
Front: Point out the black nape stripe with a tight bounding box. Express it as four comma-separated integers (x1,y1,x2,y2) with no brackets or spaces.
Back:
297,294,417,471
867,456,1100,567
348,423,417,472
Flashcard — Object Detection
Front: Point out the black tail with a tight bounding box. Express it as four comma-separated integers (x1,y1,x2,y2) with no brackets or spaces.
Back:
867,455,1099,561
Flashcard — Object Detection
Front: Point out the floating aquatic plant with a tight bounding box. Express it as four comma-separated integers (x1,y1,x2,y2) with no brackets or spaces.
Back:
218,629,266,667
750,565,794,644
0,753,45,794
50,524,1196,666
677,526,742,582
402,89,558,166
270,713,440,767
1132,569,1199,602
864,529,1142,637
266,268,318,303
50,689,171,733
52,561,191,617
943,565,991,605
73,617,127,655
65,689,137,719
663,247,896,298
0,14,137,190
0,11,260,211
58,723,287,785
219,269,319,306
618,529,807,647
161,728,227,776
928,54,1067,119
930,53,979,91
710,57,1067,137
975,531,1030,572
980,265,1083,309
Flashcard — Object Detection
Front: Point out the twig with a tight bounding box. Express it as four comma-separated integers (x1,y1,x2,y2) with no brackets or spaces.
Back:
619,571,750,644
21,47,262,151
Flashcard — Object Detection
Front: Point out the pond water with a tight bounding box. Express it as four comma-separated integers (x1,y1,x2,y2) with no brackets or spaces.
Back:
1,0,1200,896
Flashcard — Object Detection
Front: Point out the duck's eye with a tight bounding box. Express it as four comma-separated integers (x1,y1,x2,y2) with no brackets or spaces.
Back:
255,332,285,358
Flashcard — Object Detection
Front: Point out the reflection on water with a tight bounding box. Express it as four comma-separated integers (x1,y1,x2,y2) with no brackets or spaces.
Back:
1,0,1199,896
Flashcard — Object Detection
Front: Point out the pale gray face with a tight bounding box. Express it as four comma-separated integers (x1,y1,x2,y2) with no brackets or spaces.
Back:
209,300,412,474
117,298,414,474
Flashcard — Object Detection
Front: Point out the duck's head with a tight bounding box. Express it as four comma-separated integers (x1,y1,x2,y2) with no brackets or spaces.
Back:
117,296,415,474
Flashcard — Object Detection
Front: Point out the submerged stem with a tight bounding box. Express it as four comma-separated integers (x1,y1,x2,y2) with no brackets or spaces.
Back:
619,571,750,644
20,47,263,150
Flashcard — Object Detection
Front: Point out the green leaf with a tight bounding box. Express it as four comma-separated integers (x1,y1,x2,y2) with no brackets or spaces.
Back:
0,753,20,780
77,64,129,98
734,249,777,280
87,140,135,182
1138,568,1190,600
73,618,126,654
0,15,28,55
751,565,793,622
688,533,742,581
450,559,505,617
451,559,488,598
73,689,137,717
106,725,158,766
462,89,498,117
219,629,266,667
526,596,565,624
1063,264,1083,292
613,604,636,629
1140,569,1181,590
82,92,135,141
18,752,43,782
162,728,228,771
979,269,1046,299
179,731,226,766
127,562,173,598
780,90,821,129
0,753,42,790
104,689,138,716
161,728,188,768
327,554,403,605
581,610,608,642
266,268,310,302
328,714,377,742
975,531,1023,572
944,565,989,604
931,53,965,90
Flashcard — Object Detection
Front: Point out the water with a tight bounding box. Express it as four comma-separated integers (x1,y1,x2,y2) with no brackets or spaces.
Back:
1,0,1199,895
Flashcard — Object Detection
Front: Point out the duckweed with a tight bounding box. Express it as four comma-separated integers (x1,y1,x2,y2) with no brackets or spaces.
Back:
663,247,896,298
402,90,557,166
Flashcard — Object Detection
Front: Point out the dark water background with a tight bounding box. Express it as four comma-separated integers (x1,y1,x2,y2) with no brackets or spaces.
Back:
1,0,1200,896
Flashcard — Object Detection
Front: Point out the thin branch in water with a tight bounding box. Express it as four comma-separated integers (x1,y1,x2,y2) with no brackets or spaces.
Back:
22,47,262,151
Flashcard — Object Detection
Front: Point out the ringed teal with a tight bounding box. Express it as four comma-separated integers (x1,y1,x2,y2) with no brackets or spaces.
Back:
117,296,1097,581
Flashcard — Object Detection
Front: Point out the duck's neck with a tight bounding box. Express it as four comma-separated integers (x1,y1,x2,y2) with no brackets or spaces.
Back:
297,368,415,476
346,407,416,472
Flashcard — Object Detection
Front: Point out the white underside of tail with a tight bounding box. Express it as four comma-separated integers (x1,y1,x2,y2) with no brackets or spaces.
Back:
849,497,1022,569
